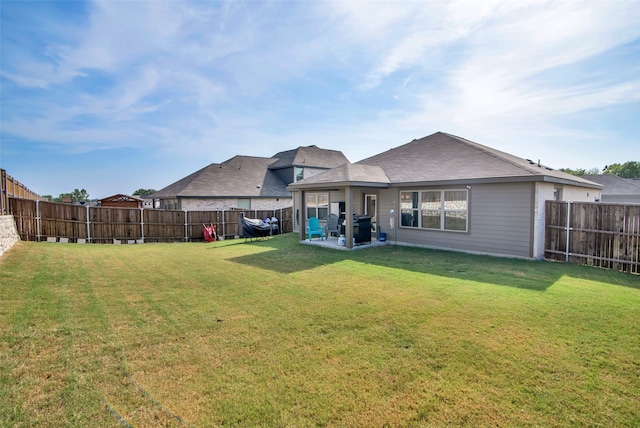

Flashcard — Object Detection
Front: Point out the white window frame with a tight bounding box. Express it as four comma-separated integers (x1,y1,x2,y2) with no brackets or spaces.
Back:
306,192,329,220
400,189,468,232
162,198,180,210
237,198,251,209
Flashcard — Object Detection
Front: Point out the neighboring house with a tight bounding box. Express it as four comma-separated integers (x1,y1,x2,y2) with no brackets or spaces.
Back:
150,146,348,211
99,194,144,208
288,132,602,258
137,194,160,209
582,174,640,204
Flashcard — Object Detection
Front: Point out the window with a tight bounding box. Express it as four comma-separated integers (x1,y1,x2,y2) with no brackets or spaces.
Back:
554,184,563,201
306,192,328,220
400,190,468,231
400,191,418,227
295,167,304,182
237,199,251,209
162,199,179,210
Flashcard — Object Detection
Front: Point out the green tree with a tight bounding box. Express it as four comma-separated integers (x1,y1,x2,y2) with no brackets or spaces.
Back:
559,167,600,177
68,189,89,202
132,188,157,196
603,161,640,178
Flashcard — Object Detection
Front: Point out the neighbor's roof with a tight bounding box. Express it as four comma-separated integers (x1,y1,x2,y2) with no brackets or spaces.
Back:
269,145,349,169
150,156,290,199
582,174,640,196
354,132,603,187
99,194,143,202
288,163,390,190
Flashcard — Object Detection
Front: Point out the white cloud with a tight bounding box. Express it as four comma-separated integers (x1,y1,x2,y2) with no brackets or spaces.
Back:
2,0,639,197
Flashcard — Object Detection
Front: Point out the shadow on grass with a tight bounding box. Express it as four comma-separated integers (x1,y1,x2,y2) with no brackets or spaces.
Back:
227,236,542,291
228,234,640,292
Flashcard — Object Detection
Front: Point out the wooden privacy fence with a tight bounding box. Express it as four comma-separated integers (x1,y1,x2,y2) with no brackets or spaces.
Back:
1,169,43,215
9,197,293,243
545,200,640,274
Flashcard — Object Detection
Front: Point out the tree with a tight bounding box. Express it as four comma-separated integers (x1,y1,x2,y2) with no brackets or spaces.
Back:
60,189,89,202
559,167,600,177
132,188,157,196
603,161,640,178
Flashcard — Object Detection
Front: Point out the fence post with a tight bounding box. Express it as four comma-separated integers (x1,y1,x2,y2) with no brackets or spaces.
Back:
565,201,571,262
86,205,91,243
184,211,189,242
140,207,145,242
36,200,41,241
224,209,229,238
1,169,6,216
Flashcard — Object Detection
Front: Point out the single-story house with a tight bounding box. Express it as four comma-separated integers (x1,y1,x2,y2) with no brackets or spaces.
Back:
581,174,640,204
288,132,603,258
150,146,349,211
99,194,144,208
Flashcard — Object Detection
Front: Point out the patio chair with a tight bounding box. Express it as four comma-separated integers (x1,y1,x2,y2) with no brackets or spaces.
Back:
307,217,325,241
325,213,340,237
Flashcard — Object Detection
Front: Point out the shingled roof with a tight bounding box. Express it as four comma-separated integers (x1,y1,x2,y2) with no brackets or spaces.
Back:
582,174,640,196
355,132,602,187
151,156,290,199
269,145,349,170
287,163,390,190
151,145,349,199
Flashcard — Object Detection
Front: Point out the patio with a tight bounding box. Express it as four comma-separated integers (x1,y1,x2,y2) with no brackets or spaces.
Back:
300,234,388,250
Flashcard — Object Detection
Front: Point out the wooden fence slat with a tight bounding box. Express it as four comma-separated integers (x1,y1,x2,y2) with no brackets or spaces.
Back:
545,200,640,274
8,197,293,244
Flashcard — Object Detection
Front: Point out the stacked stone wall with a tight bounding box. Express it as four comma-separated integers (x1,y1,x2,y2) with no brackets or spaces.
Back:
0,215,20,258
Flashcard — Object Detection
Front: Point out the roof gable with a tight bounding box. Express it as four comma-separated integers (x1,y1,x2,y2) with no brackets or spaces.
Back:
582,175,640,195
270,145,349,169
357,132,601,187
288,163,390,189
151,156,290,198
99,194,142,203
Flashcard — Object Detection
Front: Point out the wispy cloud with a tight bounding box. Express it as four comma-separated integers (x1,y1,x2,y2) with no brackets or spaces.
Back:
1,0,639,196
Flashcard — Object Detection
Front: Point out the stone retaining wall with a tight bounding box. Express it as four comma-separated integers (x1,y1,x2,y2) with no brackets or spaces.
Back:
0,215,20,258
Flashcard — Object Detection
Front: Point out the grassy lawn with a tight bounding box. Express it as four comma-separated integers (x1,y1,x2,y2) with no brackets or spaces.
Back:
1,234,639,427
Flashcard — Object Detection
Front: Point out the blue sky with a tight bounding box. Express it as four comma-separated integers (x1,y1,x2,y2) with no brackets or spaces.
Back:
1,0,639,199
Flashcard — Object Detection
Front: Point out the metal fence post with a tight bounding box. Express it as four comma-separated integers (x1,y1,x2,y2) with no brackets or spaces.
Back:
184,211,189,242
222,209,226,238
140,207,145,242
565,201,571,262
36,200,41,241
86,205,91,243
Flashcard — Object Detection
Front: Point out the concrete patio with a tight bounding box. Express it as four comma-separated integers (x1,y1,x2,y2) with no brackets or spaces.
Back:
300,234,388,250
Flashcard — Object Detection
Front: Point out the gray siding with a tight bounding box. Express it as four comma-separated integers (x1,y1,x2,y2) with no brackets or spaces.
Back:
378,183,534,258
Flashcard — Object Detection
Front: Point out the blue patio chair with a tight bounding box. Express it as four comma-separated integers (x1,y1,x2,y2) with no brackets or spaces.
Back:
307,217,325,241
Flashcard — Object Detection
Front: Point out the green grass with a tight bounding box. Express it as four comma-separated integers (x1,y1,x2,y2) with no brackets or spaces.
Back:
1,234,639,427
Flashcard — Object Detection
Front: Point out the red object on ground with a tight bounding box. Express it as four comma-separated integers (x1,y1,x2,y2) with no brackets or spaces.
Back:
203,224,217,242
